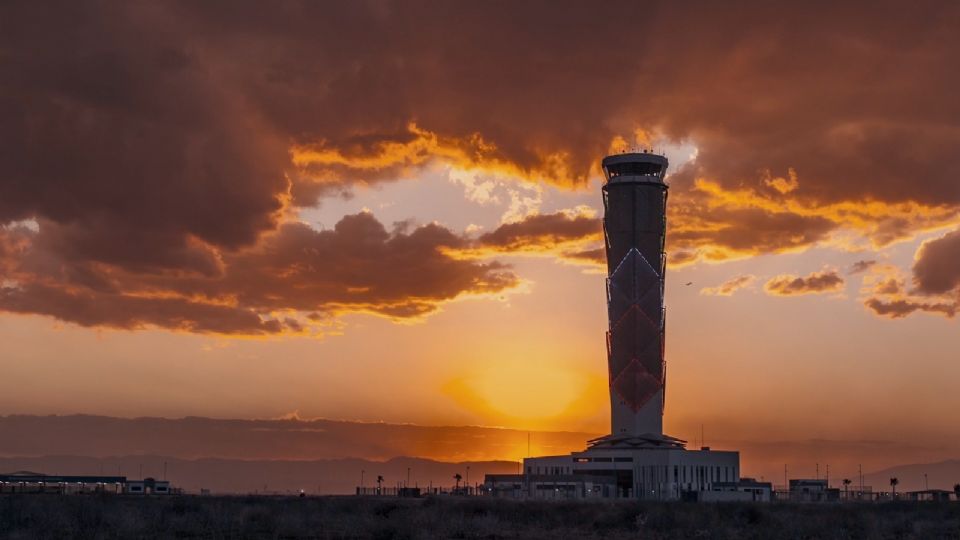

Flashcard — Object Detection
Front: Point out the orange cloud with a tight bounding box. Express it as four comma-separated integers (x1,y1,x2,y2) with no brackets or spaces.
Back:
864,298,957,319
291,123,581,195
764,269,845,296
4,0,960,333
701,275,756,296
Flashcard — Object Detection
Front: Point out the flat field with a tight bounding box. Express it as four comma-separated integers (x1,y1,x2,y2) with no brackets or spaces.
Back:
1,495,959,539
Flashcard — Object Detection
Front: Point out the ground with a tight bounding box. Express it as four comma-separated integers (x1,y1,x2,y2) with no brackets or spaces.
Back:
1,495,959,539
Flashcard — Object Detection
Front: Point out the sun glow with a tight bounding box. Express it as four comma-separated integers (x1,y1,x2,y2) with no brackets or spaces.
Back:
443,358,607,431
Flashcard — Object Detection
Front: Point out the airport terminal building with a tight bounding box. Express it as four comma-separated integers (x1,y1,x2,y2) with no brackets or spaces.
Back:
486,152,745,501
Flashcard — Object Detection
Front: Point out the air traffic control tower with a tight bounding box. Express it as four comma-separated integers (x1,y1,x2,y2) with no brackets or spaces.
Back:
596,152,673,446
514,152,741,500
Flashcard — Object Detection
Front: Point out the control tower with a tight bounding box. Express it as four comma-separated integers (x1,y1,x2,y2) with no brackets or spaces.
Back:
510,151,740,500
593,152,678,447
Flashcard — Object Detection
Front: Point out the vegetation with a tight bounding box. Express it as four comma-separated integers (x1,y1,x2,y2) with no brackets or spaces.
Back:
1,494,959,539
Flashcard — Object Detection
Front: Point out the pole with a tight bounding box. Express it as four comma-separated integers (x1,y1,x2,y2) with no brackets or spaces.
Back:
361,470,365,491
407,468,410,488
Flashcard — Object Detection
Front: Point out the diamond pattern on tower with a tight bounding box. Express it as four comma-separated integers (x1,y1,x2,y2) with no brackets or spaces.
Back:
606,282,633,329
610,305,658,353
636,338,663,379
609,248,659,301
611,359,662,412
636,286,663,328
603,224,665,412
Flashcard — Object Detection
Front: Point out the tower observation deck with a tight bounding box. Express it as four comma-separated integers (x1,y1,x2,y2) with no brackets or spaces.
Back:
591,151,682,449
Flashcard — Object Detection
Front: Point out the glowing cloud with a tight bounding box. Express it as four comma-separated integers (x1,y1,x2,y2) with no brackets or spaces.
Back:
764,270,845,296
701,275,756,296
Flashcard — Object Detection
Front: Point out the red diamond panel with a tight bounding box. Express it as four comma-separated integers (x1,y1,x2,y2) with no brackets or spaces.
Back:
611,360,663,412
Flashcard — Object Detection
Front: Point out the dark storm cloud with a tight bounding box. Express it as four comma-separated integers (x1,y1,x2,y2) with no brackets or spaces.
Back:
764,270,845,296
2,0,960,331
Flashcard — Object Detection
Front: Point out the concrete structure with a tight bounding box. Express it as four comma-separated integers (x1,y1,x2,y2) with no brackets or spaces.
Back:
486,152,743,501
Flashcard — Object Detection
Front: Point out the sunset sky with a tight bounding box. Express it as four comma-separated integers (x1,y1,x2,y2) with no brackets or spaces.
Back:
2,1,959,474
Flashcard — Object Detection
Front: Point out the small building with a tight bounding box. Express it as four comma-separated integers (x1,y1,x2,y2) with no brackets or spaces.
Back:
905,489,953,502
785,479,840,502
125,477,171,495
485,473,616,500
699,477,773,502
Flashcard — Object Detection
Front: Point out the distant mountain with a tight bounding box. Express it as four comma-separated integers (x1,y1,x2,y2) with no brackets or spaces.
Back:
863,459,960,493
0,454,517,494
0,414,595,462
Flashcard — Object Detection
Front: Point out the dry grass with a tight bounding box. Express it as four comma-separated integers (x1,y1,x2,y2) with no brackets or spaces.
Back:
1,494,959,539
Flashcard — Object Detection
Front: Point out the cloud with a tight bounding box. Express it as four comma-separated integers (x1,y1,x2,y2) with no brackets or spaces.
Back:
764,270,845,296
474,211,601,255
0,214,518,334
912,228,960,295
849,260,878,274
860,228,960,320
864,298,956,319
3,0,960,331
701,275,756,296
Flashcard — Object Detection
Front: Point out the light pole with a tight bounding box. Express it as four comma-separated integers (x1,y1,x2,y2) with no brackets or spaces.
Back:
406,467,410,488
361,470,365,491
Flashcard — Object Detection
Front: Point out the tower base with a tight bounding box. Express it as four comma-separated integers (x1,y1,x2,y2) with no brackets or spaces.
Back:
485,440,740,501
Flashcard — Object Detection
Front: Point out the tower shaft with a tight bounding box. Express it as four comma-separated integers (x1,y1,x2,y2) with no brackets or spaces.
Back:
601,153,668,438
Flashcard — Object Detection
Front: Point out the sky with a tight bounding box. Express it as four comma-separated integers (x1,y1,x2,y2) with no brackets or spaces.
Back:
1,1,960,475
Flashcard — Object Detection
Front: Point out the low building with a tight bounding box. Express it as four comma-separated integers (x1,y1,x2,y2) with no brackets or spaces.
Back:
0,471,126,494
782,479,840,502
484,444,740,501
701,477,773,502
485,473,617,499
125,477,171,495
905,489,953,502
0,471,174,495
